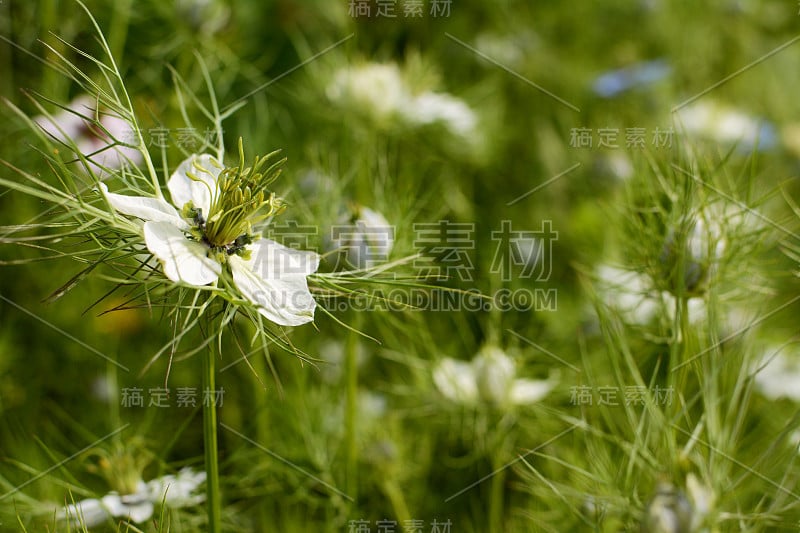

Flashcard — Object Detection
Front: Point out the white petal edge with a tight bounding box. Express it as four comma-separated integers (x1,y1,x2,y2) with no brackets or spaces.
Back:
509,378,555,405
59,497,111,527
117,492,154,523
146,468,206,507
99,183,188,230
432,358,478,404
167,154,223,214
249,238,321,278
144,221,221,286
229,239,319,326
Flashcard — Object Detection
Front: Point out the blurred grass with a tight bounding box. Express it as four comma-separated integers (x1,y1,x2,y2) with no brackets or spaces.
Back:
1,0,800,531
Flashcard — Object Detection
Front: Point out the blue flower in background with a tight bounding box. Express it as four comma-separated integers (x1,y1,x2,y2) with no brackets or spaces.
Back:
592,59,672,98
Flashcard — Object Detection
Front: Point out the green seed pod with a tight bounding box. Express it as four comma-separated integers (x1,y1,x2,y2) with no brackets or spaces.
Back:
658,214,721,297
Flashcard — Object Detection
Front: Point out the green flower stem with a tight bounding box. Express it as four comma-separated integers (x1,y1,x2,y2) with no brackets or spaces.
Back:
203,346,222,532
381,479,411,528
489,454,506,532
345,314,361,504
250,352,271,529
668,296,691,422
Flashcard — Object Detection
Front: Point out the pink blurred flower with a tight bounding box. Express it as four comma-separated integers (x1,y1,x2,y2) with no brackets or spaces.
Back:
35,95,143,175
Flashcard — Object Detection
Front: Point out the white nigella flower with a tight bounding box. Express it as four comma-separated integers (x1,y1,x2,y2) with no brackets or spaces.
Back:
594,152,634,181
326,62,479,139
59,469,205,527
754,343,800,401
316,339,368,383
35,95,143,175
100,152,320,326
675,100,777,152
329,205,394,270
176,0,230,35
642,481,693,533
472,345,517,405
146,467,207,507
594,265,705,326
402,92,478,138
434,346,555,407
433,358,479,405
327,63,409,124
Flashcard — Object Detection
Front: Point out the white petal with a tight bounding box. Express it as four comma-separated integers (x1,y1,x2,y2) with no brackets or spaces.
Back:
433,358,478,404
118,492,154,523
248,238,320,278
754,345,800,401
167,154,222,214
144,221,221,286
230,239,319,326
99,494,127,516
147,468,206,507
59,497,111,527
472,346,516,404
509,378,554,404
102,493,153,523
99,183,188,229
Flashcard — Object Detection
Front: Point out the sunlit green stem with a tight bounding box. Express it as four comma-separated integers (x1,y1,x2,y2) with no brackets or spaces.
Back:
381,479,411,528
668,296,691,422
203,346,222,532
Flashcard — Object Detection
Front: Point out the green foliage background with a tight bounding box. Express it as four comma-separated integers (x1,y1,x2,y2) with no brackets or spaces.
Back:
1,0,800,531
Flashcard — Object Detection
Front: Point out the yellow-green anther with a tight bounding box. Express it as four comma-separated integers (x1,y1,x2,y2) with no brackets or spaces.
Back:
196,145,285,251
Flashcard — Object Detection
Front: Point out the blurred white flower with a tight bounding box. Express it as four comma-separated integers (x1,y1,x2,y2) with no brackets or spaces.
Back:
403,92,478,138
675,100,777,152
359,390,388,421
595,265,705,326
59,469,205,527
100,153,320,326
594,152,634,181
595,265,661,325
434,346,555,407
754,344,800,401
685,473,714,532
473,31,538,70
509,378,557,404
327,63,409,124
146,467,207,507
433,358,479,405
326,62,479,139
35,95,143,175
642,481,693,533
176,0,229,35
90,375,115,404
317,339,367,383
473,345,517,404
329,205,394,270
